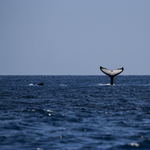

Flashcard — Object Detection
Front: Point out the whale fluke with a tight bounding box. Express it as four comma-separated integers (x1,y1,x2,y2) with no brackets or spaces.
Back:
100,66,124,85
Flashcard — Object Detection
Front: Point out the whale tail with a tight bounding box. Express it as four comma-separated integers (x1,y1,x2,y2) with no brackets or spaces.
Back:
100,66,124,85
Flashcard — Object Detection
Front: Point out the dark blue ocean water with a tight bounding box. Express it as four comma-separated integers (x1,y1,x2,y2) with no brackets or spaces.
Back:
0,75,150,150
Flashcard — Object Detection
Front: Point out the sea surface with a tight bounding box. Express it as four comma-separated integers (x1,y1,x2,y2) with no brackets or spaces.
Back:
0,75,150,150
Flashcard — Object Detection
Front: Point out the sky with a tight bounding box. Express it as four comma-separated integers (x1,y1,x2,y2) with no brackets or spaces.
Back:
0,0,150,75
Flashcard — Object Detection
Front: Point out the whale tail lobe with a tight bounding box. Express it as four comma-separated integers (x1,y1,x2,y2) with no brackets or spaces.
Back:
100,66,124,85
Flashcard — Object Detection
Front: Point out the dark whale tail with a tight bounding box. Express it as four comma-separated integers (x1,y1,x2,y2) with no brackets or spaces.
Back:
100,66,124,85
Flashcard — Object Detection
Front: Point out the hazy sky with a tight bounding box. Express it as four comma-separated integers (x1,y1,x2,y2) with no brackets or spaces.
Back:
0,0,150,75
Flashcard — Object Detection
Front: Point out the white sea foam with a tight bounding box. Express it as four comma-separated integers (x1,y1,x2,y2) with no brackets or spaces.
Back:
46,110,53,112
28,83,38,86
97,83,111,86
29,83,34,86
129,142,139,147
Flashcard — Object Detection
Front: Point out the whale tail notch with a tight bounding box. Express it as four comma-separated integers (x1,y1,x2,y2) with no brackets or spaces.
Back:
100,66,124,85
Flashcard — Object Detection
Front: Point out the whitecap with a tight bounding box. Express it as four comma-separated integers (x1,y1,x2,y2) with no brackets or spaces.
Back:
46,110,53,112
129,142,139,147
29,83,34,86
97,83,111,86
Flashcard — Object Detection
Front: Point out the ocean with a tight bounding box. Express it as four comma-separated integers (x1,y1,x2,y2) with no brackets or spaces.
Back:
0,75,150,150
